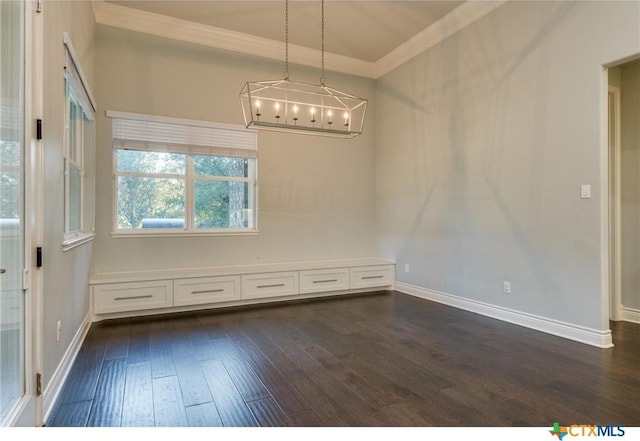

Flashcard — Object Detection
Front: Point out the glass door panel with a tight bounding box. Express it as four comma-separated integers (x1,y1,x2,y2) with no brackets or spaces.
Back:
0,0,25,425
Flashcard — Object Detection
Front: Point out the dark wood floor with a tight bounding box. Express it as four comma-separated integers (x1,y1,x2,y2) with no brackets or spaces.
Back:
46,291,640,427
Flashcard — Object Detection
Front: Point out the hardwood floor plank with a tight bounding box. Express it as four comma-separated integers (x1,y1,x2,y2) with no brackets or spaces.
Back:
126,322,150,366
148,321,176,379
153,375,189,427
46,400,92,427
233,343,308,416
185,402,223,427
221,357,271,403
200,359,259,427
170,338,213,407
288,410,323,427
86,357,127,426
104,323,130,360
121,363,154,427
247,397,293,427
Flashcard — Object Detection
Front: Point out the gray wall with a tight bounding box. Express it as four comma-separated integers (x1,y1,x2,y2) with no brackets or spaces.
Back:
42,1,95,389
375,1,640,330
92,26,377,274
620,60,640,311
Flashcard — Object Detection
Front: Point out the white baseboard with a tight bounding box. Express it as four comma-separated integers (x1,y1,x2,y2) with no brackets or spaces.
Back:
42,311,92,424
395,282,614,349
621,306,640,324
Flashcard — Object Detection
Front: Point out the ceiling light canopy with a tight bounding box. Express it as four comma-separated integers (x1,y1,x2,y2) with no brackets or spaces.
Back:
240,0,367,138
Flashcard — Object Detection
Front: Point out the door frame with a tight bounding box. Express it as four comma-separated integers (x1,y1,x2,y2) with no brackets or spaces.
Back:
607,84,621,322
601,53,640,338
7,0,44,427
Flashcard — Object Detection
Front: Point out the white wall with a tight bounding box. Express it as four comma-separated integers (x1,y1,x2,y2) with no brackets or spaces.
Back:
375,1,640,330
620,60,640,311
92,26,377,274
42,1,95,389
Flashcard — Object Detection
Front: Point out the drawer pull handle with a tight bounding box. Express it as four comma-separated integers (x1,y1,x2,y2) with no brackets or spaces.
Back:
313,279,338,284
114,295,153,301
362,275,384,280
257,283,286,289
192,289,225,295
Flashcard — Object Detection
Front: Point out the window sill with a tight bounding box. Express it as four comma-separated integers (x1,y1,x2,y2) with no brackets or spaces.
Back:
111,229,259,239
62,232,96,251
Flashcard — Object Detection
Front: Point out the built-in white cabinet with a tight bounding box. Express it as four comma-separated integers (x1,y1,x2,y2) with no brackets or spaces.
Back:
91,259,394,319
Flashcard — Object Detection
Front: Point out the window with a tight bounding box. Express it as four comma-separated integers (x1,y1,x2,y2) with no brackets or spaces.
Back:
63,34,95,249
109,112,258,235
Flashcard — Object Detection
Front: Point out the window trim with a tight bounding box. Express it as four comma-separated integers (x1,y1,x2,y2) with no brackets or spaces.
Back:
108,112,258,236
62,33,96,250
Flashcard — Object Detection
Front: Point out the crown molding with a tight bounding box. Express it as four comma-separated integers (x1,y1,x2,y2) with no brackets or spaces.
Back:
92,1,375,79
92,1,508,81
373,1,508,78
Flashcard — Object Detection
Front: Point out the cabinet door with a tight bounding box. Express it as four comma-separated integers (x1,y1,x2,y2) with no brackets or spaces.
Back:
174,276,241,306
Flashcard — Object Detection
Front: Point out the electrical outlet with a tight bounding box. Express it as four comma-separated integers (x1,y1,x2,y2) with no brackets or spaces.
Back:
56,320,62,342
404,264,410,273
503,281,511,294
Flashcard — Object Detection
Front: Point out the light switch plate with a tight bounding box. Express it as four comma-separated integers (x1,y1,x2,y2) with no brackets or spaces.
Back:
581,184,591,199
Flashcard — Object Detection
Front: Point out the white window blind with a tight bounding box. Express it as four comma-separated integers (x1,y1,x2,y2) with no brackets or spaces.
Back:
107,111,257,158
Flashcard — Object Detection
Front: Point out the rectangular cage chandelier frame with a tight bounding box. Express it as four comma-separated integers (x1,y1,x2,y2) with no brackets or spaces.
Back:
239,0,368,138
240,79,367,138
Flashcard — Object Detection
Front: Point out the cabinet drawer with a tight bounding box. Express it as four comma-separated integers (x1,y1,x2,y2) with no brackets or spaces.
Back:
242,272,299,300
350,265,394,289
93,280,173,314
174,276,241,306
299,268,349,294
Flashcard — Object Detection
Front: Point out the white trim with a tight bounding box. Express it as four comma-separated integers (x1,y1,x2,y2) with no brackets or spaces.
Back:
41,312,92,425
92,2,374,79
62,232,96,252
395,282,614,349
608,85,622,321
62,32,96,111
29,0,45,426
105,110,256,134
111,230,258,239
621,306,640,324
373,1,508,78
92,1,507,80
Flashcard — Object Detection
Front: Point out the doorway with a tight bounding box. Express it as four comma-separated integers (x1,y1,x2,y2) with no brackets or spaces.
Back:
607,58,640,325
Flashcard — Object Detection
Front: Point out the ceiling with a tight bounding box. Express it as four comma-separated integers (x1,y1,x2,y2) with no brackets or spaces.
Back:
106,1,465,63
95,1,504,78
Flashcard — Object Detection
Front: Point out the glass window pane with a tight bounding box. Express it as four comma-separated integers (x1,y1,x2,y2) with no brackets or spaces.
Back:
68,164,81,232
117,150,185,175
117,176,185,229
195,180,251,229
194,155,247,177
0,143,20,220
69,96,80,163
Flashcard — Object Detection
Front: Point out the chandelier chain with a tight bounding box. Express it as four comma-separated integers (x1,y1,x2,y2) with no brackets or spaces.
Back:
320,0,325,86
284,0,289,80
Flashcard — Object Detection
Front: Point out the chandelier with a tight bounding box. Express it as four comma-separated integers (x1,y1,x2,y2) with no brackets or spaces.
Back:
240,0,367,138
